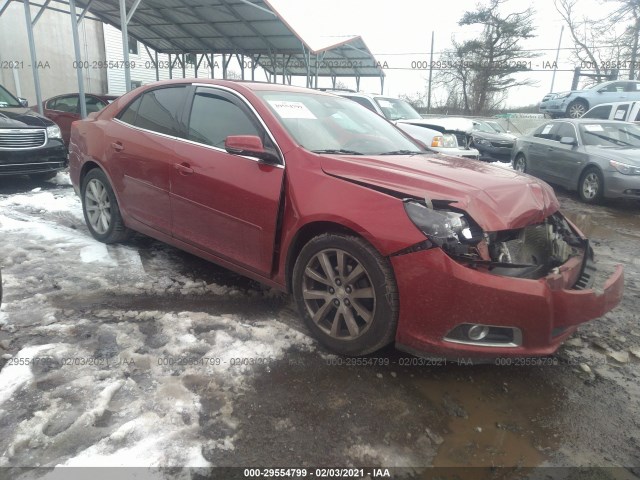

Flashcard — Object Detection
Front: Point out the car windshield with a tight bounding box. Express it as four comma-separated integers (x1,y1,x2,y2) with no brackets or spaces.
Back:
257,91,423,155
0,85,22,108
373,97,423,121
473,122,496,133
579,122,640,147
485,121,507,133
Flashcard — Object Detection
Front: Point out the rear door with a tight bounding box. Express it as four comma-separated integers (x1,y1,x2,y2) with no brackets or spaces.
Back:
543,122,585,188
528,122,559,179
170,86,285,275
107,85,188,234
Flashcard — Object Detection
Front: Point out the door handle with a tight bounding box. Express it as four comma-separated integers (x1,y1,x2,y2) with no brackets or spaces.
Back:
174,162,194,175
111,141,124,152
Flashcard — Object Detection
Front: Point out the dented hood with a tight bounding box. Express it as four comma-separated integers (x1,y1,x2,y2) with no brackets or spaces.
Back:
320,153,559,231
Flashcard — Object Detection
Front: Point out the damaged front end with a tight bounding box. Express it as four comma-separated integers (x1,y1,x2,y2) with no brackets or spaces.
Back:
402,199,591,284
394,198,623,357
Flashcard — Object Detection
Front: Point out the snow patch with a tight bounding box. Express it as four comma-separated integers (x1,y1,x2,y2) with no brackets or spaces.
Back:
0,344,55,406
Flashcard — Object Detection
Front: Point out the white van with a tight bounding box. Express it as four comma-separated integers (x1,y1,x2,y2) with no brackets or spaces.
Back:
582,101,640,123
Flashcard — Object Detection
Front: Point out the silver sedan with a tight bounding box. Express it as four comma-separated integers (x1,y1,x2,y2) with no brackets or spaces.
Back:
511,119,640,203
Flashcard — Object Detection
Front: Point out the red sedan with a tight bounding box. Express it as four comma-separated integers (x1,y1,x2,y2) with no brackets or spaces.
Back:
69,79,624,359
37,93,118,146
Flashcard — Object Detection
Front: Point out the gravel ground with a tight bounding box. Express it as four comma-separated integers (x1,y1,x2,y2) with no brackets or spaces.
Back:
0,173,639,480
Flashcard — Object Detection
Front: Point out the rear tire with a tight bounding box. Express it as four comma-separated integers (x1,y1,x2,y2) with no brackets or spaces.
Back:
81,169,131,243
292,233,398,356
578,168,604,204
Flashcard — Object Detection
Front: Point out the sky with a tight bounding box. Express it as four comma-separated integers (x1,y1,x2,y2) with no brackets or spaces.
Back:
267,0,618,107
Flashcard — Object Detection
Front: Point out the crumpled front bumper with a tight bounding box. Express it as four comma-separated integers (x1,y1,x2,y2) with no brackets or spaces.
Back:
391,247,624,359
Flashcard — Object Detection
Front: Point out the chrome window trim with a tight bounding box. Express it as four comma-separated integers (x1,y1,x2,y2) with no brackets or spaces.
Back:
113,83,285,168
112,118,284,169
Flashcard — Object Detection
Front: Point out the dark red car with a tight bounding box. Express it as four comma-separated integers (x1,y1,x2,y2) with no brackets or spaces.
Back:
37,93,118,146
69,80,624,359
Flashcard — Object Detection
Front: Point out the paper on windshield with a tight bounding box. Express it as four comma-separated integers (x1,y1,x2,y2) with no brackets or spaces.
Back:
542,124,553,134
268,101,317,119
584,124,604,132
614,109,626,120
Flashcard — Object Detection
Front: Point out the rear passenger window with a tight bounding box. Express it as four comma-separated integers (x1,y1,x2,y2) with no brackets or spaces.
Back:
134,87,186,136
53,96,78,113
188,90,262,148
583,105,612,119
118,96,142,125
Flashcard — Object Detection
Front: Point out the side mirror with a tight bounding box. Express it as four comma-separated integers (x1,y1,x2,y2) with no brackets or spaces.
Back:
560,136,577,146
225,135,280,164
18,97,28,107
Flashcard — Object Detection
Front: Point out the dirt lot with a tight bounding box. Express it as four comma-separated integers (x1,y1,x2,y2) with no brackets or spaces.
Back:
0,173,639,480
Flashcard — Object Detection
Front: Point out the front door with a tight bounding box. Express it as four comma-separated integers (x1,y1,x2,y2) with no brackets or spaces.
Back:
171,86,285,276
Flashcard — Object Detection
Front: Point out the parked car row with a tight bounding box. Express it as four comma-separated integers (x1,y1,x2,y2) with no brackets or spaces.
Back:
0,86,117,179
512,119,640,203
327,90,482,160
0,84,67,180
539,80,640,118
66,79,623,359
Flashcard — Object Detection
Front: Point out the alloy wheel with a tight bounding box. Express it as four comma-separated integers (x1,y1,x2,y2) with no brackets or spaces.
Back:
568,102,587,118
301,248,376,340
581,172,600,200
84,178,112,234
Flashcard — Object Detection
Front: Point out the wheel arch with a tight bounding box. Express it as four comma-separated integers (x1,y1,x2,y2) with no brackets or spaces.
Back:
284,221,380,293
567,96,590,115
577,162,605,191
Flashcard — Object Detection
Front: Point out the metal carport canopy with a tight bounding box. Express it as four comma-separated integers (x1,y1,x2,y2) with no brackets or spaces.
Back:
7,0,385,117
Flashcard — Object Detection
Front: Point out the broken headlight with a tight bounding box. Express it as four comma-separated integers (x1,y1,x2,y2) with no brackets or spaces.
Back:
403,200,473,247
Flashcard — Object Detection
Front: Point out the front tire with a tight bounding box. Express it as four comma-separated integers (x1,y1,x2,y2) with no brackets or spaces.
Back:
567,99,588,118
81,169,131,243
578,168,604,204
513,154,527,173
292,233,398,356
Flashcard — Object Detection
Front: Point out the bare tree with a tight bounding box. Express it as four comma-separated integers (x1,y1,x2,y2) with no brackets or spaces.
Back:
433,0,538,115
606,0,640,79
554,0,633,84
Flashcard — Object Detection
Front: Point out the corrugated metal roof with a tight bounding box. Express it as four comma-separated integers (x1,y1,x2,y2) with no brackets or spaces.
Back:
67,0,385,78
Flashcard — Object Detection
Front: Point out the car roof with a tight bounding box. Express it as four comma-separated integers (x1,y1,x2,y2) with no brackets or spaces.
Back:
585,100,640,109
126,78,343,98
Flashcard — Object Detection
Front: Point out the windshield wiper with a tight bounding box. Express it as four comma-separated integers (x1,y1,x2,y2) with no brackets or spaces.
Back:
311,149,364,155
584,131,632,147
377,150,423,155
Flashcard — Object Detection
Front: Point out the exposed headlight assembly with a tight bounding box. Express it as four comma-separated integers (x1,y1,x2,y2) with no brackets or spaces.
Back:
46,125,62,139
554,92,572,99
474,137,491,146
403,199,473,247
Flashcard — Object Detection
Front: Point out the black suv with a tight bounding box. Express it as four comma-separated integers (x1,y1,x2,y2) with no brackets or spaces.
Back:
0,84,67,180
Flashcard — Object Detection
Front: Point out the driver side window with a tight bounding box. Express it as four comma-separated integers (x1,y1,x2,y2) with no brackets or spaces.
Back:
188,89,265,149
